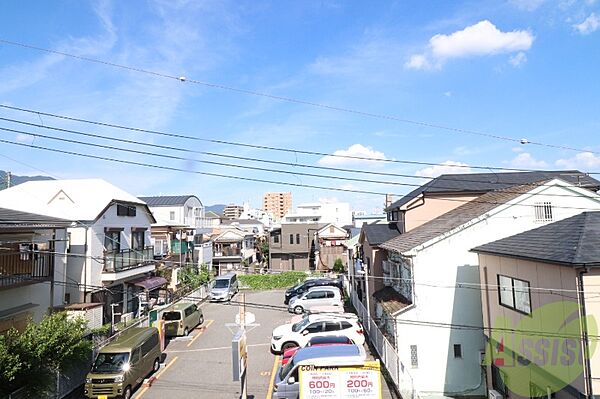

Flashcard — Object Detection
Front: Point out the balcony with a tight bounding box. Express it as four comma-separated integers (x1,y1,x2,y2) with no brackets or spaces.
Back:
213,247,241,258
0,251,53,290
103,247,154,273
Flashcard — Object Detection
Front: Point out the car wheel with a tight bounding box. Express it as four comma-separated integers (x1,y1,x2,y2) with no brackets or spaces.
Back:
199,315,204,325
122,385,132,399
184,327,189,336
282,342,298,352
153,358,160,373
293,306,303,314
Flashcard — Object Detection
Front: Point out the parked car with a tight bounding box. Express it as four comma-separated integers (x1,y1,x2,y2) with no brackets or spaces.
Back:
271,313,365,354
210,272,239,302
284,278,343,304
272,345,366,399
84,327,162,399
281,335,358,365
287,286,342,314
162,302,204,337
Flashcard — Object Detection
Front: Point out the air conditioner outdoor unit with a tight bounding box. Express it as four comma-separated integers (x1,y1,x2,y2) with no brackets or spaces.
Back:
488,390,503,399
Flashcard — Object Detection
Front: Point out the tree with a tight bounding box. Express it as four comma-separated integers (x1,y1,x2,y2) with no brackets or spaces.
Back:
0,312,92,396
333,258,344,273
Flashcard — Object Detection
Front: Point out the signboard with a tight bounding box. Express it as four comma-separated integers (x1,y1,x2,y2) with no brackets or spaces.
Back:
232,330,247,381
299,360,382,399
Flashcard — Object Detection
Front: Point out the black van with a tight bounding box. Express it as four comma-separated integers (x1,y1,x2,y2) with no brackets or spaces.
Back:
284,278,343,304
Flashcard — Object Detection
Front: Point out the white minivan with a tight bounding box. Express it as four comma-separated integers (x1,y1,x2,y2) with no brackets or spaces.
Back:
287,286,342,314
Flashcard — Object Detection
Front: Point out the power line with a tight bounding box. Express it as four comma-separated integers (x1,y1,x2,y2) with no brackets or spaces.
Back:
0,39,594,156
3,115,599,190
4,134,600,212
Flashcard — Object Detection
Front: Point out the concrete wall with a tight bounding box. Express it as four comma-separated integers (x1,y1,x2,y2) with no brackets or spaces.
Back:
404,194,479,232
393,182,600,396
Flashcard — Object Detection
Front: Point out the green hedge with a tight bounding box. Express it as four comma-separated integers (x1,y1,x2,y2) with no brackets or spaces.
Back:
238,272,312,290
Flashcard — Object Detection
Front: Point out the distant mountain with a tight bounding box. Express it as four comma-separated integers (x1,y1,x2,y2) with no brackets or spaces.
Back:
0,170,54,190
206,204,226,215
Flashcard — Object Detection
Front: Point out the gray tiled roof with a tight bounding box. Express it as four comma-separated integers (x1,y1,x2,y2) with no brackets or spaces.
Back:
387,170,599,210
138,195,198,207
0,207,71,228
381,184,537,254
362,223,401,246
472,212,600,266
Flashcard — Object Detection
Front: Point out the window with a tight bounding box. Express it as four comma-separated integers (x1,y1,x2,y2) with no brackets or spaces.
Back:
117,204,136,217
453,344,462,358
131,230,145,250
290,234,294,244
387,210,399,222
170,211,175,220
305,323,323,334
329,226,335,233
66,232,71,253
534,202,553,222
307,291,327,299
410,345,418,368
296,234,300,244
498,274,531,314
274,234,280,244
324,322,340,332
340,321,352,330
131,347,142,364
326,291,335,298
104,231,121,252
141,334,158,355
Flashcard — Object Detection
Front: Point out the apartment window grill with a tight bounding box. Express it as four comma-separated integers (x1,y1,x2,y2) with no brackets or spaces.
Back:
534,201,553,222
410,345,418,368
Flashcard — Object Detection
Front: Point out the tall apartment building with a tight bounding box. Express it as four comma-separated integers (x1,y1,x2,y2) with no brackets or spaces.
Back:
262,192,292,220
223,204,244,219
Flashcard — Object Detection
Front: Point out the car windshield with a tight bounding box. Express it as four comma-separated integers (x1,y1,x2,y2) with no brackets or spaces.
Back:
92,352,130,374
291,317,310,332
162,311,181,321
214,280,229,288
279,358,295,380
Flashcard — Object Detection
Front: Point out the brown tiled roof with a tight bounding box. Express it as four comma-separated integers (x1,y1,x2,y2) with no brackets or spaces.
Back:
381,183,541,254
372,286,411,315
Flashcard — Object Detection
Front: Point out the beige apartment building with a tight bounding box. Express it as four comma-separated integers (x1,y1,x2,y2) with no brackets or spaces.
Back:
263,192,292,221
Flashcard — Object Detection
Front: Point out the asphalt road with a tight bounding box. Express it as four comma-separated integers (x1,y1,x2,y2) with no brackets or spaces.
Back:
124,289,399,399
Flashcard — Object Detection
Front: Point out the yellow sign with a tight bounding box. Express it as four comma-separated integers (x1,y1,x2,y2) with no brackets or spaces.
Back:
98,396,108,399
299,360,382,399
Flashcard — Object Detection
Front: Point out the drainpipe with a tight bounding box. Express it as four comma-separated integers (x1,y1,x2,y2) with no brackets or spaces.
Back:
83,226,89,302
577,267,594,398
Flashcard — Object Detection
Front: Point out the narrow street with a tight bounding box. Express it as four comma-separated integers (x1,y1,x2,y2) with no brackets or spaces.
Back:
131,290,398,399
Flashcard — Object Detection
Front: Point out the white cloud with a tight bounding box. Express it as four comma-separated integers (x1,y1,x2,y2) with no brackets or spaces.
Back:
556,151,600,169
405,54,432,70
444,91,452,97
317,144,387,166
509,152,548,168
406,20,534,70
510,0,546,11
415,161,471,178
574,13,600,35
509,51,527,67
15,133,34,143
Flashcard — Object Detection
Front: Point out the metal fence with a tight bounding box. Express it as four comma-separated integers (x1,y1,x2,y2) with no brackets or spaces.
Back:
349,284,419,399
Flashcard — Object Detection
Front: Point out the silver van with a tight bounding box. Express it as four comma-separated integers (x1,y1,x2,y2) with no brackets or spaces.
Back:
287,286,343,314
209,272,239,302
272,345,366,399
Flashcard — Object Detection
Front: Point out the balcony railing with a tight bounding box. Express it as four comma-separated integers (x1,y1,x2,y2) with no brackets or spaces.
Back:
103,246,154,273
213,247,241,257
0,251,53,289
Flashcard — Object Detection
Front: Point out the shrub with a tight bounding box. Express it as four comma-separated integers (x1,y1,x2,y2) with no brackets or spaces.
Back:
238,271,311,290
333,258,344,273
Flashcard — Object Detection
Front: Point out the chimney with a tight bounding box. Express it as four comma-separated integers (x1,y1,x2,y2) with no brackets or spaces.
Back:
385,194,393,209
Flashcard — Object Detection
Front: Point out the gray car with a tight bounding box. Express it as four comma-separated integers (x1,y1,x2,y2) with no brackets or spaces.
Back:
210,272,239,302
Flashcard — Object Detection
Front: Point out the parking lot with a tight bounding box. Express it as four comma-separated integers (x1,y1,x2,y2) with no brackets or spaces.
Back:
128,289,398,399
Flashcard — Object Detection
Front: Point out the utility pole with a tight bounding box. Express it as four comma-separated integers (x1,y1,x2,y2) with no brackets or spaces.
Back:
6,171,11,189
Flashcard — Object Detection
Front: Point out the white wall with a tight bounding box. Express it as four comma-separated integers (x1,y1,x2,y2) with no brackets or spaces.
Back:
148,197,205,228
394,182,600,396
0,283,53,323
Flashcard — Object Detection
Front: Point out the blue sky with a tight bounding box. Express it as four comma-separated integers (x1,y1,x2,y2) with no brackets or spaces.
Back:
0,0,599,212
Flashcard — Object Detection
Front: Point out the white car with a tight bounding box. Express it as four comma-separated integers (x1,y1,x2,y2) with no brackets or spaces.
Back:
271,313,365,354
287,286,343,314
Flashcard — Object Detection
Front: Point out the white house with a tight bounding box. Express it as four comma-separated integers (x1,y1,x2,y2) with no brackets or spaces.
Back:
0,179,158,324
211,228,256,273
378,179,600,398
283,200,352,226
0,208,69,332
